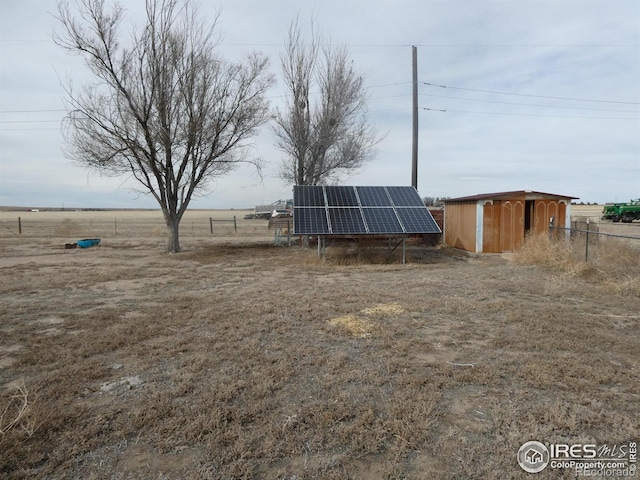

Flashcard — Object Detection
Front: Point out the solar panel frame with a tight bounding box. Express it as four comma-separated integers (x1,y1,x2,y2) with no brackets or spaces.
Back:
361,207,403,234
293,185,440,235
395,207,441,234
328,207,367,234
325,186,359,207
386,186,425,207
356,186,393,206
293,207,330,235
293,185,326,207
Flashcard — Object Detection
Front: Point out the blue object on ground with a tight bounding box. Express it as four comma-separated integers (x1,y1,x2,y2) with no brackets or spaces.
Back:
77,238,101,248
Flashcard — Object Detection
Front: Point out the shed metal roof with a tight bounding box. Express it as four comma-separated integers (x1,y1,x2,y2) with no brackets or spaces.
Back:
444,190,579,203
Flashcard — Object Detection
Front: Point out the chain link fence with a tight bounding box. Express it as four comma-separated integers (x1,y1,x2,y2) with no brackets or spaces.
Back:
549,217,640,262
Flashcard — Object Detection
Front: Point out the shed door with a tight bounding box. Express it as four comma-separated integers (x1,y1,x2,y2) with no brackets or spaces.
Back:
534,200,561,235
500,200,525,252
482,201,501,253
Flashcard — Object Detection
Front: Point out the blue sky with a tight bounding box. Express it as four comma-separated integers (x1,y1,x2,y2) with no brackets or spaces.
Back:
1,0,639,208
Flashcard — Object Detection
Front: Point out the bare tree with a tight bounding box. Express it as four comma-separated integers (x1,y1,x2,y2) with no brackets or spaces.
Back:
273,18,378,186
54,0,274,252
422,196,450,207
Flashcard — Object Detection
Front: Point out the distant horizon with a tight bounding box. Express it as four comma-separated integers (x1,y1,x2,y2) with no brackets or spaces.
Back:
0,200,613,213
0,206,256,212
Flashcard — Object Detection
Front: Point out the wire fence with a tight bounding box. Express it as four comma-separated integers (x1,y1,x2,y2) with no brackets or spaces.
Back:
549,218,640,262
0,213,269,242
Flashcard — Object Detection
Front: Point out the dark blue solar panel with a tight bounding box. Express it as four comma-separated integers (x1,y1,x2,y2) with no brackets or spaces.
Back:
293,185,325,207
356,186,392,206
395,207,441,234
293,185,439,236
386,186,425,207
325,186,359,207
293,207,329,234
328,208,367,234
362,208,403,234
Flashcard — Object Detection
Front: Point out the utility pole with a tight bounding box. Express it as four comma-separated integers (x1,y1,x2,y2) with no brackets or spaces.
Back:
411,45,418,190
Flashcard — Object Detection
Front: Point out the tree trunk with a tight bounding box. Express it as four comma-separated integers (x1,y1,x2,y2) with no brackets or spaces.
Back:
166,214,181,253
297,155,304,185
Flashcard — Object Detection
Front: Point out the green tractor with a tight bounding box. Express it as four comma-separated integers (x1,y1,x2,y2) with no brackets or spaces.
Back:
601,199,640,223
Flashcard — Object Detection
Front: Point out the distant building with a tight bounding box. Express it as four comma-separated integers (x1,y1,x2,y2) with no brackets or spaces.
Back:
443,190,578,253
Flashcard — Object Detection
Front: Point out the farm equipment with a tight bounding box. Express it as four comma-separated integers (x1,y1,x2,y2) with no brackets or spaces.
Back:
601,199,640,223
252,199,292,220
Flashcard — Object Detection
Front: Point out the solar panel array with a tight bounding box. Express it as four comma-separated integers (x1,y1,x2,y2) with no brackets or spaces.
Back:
293,186,442,235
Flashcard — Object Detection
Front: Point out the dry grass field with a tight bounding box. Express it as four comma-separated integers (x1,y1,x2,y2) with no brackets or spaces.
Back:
0,208,639,479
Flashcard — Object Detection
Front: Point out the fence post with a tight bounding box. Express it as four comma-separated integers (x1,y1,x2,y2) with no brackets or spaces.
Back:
585,218,590,262
18,217,22,234
233,215,237,232
209,217,213,234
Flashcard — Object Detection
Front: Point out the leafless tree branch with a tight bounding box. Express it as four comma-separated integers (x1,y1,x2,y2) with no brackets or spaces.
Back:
273,16,379,186
54,0,274,252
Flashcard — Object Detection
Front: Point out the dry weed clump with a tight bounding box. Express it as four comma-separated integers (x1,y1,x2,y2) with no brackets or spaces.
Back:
517,233,595,276
593,238,640,296
328,314,375,336
329,303,407,337
329,244,396,265
361,302,405,316
517,233,640,296
0,382,38,444
517,233,578,269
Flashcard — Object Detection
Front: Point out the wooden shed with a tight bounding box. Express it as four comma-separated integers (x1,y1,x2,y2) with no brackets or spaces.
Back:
443,190,578,253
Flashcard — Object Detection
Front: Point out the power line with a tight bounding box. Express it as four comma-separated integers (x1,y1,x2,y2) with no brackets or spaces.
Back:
367,81,412,89
419,93,640,114
0,109,66,113
369,107,409,113
0,120,60,124
422,107,638,120
423,82,640,105
0,128,61,131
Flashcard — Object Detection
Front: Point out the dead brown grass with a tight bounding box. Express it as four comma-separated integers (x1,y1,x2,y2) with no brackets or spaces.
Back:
324,241,400,265
593,238,640,296
516,233,591,273
517,233,640,297
0,226,638,479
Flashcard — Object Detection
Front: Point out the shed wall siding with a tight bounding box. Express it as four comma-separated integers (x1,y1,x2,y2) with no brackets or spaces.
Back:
444,202,477,251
